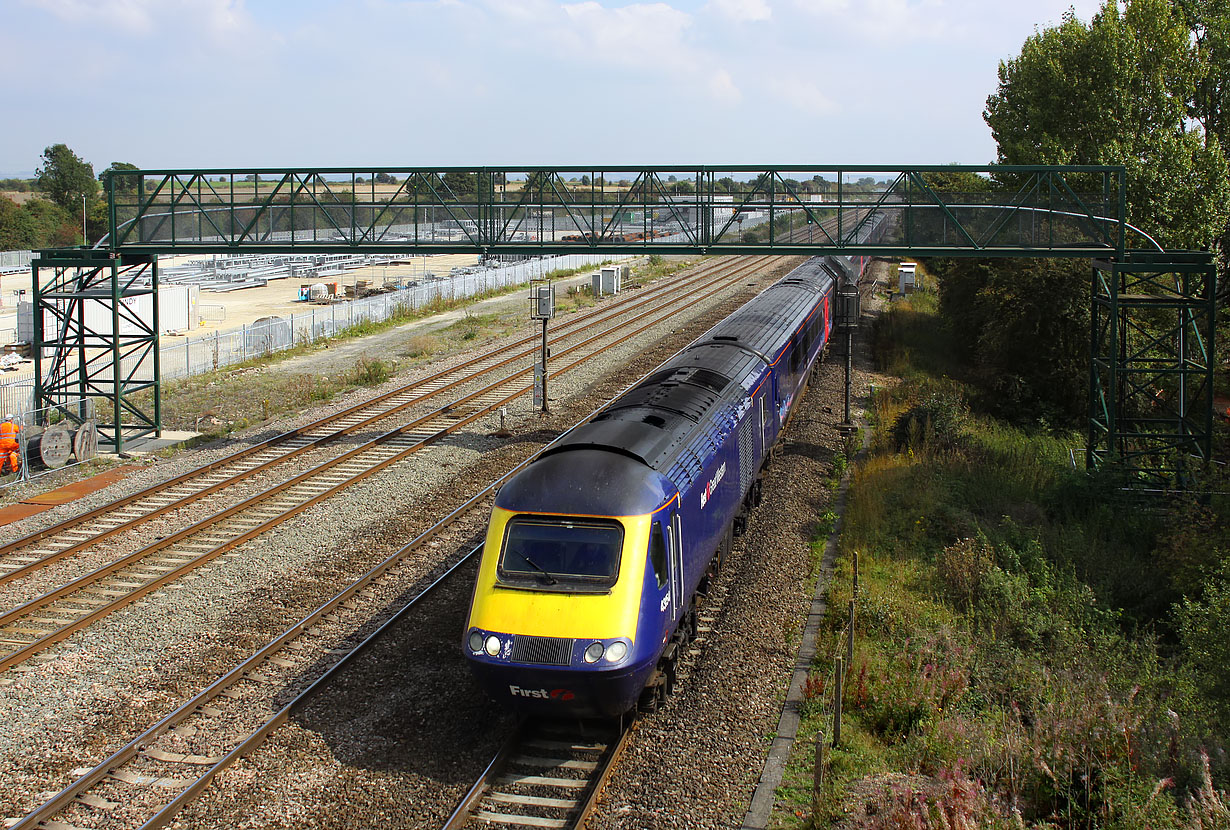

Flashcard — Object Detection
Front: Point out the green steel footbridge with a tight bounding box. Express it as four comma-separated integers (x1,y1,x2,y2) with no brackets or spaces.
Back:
31,165,1216,484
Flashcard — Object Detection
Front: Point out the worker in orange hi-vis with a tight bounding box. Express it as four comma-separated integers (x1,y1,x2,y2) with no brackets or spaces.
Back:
0,414,20,475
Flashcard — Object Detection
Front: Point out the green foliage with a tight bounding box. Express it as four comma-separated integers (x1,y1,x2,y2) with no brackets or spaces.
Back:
928,257,1089,426
36,143,98,213
1177,562,1230,724
984,1,1230,250
780,288,1230,827
891,386,966,452
349,355,393,386
0,194,79,249
100,161,140,194
441,171,477,197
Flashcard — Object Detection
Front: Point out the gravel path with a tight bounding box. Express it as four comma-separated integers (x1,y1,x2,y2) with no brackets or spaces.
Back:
0,256,803,826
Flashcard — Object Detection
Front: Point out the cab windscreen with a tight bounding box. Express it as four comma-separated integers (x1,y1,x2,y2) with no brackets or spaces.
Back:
498,517,623,589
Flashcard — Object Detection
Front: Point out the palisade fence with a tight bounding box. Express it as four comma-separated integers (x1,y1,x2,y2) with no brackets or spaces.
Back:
0,250,33,274
0,252,633,418
0,398,98,489
157,252,632,378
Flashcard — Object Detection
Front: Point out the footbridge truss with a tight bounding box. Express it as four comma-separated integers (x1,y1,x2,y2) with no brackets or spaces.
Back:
29,165,1214,486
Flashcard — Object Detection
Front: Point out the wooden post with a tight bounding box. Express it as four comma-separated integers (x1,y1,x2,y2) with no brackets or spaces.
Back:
833,656,843,747
847,600,855,669
812,728,826,816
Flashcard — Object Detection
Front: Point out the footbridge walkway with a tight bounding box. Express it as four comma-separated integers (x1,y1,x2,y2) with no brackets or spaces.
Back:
29,165,1215,484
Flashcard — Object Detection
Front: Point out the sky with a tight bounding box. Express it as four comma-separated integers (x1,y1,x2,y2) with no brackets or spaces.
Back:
0,0,1105,176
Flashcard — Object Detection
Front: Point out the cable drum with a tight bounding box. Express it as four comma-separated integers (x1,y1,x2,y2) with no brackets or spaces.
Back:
72,420,98,462
26,425,73,470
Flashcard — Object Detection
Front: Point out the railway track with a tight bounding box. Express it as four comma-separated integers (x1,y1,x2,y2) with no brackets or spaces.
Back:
4,223,867,826
443,473,742,830
443,720,631,830
2,247,786,830
0,256,778,673
0,255,743,587
3,327,657,830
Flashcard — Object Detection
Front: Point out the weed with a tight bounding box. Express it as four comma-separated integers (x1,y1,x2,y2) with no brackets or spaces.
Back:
351,356,393,386
769,275,1230,828
404,335,442,359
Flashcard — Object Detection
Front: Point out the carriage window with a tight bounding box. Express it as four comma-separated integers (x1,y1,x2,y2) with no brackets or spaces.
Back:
649,522,667,589
499,517,623,590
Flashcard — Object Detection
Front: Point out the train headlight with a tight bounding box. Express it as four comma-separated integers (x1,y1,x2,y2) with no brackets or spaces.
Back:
468,631,484,653
605,641,628,663
484,635,502,657
584,642,605,663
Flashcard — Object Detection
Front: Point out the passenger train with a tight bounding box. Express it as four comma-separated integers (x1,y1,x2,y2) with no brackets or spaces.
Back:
462,253,867,718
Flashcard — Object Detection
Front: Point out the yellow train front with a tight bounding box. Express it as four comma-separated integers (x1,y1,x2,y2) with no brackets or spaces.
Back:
463,256,860,718
463,447,682,718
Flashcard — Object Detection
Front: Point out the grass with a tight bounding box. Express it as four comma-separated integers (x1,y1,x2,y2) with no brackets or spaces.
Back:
768,283,1230,829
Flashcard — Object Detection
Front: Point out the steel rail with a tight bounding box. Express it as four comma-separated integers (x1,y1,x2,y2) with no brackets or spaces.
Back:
7,289,700,830
0,257,737,587
5,245,808,830
0,257,771,672
442,720,633,830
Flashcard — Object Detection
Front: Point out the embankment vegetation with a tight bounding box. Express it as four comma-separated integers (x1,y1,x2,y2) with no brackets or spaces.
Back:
774,278,1229,828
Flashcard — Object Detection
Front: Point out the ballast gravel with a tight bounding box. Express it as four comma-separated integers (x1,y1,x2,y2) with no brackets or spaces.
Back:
0,256,803,826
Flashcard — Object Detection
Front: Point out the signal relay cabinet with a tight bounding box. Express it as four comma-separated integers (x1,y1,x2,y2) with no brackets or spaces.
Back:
592,265,625,297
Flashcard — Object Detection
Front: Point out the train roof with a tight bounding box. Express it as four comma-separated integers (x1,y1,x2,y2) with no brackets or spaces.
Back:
518,257,843,502
692,256,844,360
493,448,675,516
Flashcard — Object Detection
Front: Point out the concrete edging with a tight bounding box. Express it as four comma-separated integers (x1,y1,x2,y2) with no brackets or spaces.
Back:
740,421,869,829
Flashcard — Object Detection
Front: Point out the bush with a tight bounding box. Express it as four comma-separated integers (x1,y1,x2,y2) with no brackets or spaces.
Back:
891,388,966,453
1177,563,1230,724
351,356,393,386
936,537,996,611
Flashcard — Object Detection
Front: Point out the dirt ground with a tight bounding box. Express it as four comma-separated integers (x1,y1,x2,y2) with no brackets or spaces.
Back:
264,267,600,378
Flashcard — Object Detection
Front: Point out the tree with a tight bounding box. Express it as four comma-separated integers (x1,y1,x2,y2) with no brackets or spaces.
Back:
36,144,98,213
440,171,477,198
374,172,396,185
0,196,33,250
984,0,1230,250
933,257,1090,424
100,161,140,196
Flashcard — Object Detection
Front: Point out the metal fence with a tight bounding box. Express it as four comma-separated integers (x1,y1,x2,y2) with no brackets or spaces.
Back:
0,251,631,413
157,252,630,379
0,250,33,274
0,398,98,489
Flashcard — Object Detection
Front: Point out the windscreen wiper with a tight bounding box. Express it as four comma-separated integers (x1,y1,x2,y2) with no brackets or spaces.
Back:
520,554,559,585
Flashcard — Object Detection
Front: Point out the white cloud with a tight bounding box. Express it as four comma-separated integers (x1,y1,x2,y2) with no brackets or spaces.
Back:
707,0,771,23
709,69,743,105
769,76,834,115
557,2,694,68
22,0,255,40
788,0,951,38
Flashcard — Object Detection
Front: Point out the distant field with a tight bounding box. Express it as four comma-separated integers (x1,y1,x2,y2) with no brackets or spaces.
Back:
0,191,39,205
